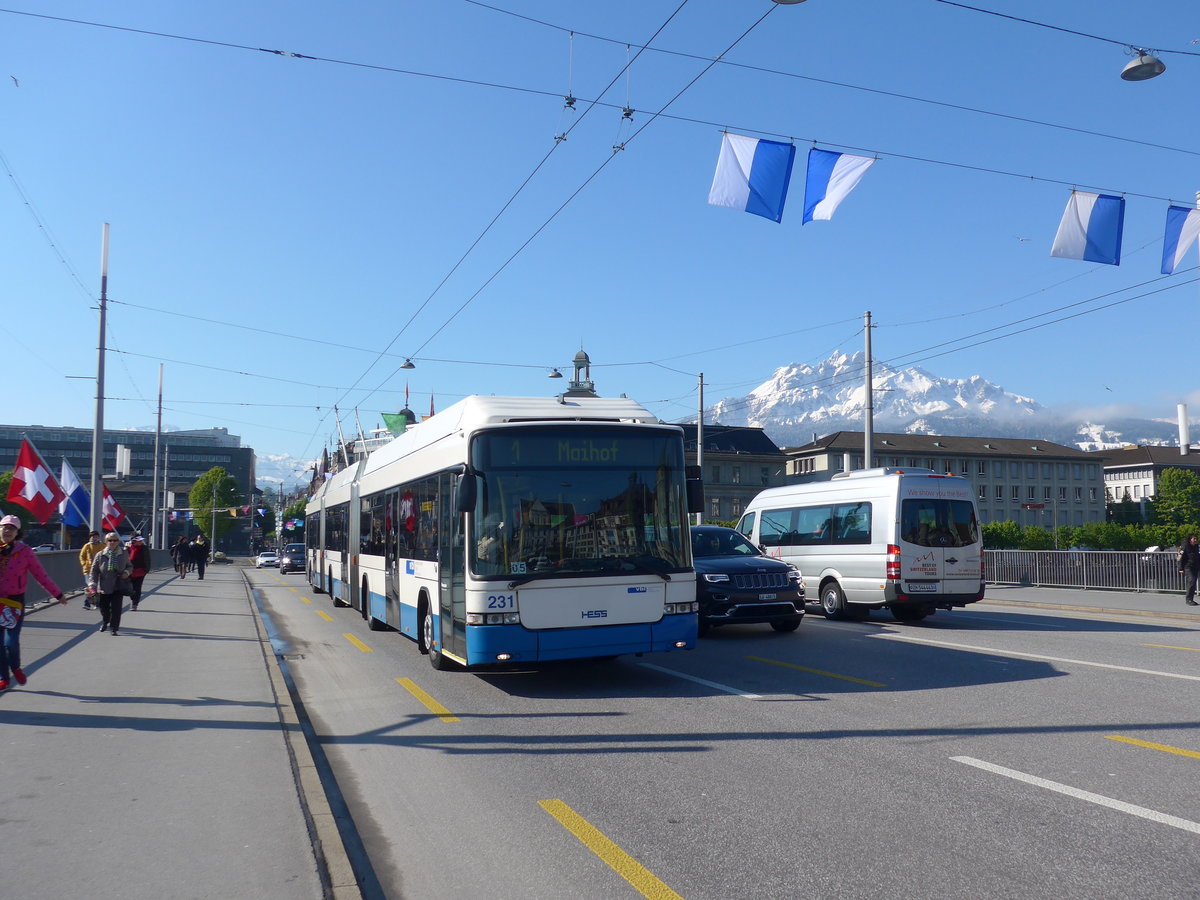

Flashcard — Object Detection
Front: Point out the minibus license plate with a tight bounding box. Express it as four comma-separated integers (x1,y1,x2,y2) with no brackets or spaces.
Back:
906,583,936,592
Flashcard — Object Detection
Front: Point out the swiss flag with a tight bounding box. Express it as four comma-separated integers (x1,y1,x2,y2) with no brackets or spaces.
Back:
6,439,67,524
102,486,126,532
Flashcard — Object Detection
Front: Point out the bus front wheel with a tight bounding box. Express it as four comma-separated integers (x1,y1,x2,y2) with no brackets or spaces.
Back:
423,607,454,671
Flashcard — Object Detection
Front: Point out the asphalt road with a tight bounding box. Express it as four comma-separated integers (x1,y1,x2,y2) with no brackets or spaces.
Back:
249,570,1200,900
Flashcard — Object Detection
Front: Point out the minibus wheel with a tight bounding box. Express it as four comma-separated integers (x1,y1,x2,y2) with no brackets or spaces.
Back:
820,582,846,619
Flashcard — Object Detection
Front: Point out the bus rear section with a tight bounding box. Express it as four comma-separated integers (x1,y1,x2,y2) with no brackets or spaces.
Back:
889,475,984,621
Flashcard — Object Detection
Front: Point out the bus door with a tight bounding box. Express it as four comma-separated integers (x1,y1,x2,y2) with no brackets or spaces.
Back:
384,489,399,626
436,471,467,661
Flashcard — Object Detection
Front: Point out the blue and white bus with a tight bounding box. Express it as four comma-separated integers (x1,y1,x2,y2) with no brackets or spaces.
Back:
305,394,702,669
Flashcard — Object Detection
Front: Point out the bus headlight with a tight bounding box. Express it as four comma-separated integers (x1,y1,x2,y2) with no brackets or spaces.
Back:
468,612,521,625
664,601,699,615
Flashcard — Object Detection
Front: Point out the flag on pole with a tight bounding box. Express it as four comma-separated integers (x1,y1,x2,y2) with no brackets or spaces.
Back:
101,485,126,532
1161,205,1200,275
59,457,90,527
6,439,67,524
708,132,797,223
381,413,408,436
802,149,876,223
1050,190,1125,266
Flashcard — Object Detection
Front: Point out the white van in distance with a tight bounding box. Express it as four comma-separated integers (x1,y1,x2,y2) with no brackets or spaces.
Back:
736,467,984,622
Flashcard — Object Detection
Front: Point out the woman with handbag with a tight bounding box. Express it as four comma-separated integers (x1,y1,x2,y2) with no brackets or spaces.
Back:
0,514,66,690
89,532,132,635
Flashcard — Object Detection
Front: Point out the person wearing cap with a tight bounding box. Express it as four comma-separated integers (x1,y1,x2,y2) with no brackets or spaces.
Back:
127,534,150,611
0,514,66,692
88,532,132,635
79,530,104,610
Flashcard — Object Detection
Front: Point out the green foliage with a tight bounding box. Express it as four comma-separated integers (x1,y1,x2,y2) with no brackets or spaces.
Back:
981,520,1023,549
188,467,242,542
1020,525,1056,550
0,471,27,519
1152,468,1200,527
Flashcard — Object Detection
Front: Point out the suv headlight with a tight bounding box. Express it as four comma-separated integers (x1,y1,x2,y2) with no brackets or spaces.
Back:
703,573,730,583
786,567,802,582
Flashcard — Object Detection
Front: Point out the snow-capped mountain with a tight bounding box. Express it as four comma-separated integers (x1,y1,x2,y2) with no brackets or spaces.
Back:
706,352,1181,449
257,453,316,489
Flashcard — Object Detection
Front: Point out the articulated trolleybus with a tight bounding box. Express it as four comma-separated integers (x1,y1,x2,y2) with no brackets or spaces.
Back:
306,395,703,670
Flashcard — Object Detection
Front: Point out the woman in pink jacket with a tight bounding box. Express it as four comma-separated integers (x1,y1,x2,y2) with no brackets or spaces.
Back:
0,514,65,691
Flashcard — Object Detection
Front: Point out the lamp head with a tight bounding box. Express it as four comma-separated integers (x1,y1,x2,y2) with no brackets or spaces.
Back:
1121,51,1165,81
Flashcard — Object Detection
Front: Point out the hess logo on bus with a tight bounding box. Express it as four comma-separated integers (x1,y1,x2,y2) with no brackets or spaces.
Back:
581,609,609,620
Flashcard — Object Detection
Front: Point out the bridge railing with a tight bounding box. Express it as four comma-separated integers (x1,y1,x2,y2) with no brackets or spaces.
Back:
985,549,1183,593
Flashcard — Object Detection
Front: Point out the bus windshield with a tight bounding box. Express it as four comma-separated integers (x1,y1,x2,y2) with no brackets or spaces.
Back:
469,426,690,579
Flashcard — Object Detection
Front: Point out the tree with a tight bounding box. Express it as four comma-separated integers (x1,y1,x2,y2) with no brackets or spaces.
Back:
189,467,242,544
1151,468,1200,527
982,520,1023,549
0,471,27,519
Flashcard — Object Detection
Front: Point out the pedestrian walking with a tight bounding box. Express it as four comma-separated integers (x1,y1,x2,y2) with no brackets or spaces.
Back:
128,534,150,610
79,530,103,610
0,514,66,691
191,534,210,580
171,536,189,579
89,532,132,635
1179,534,1200,606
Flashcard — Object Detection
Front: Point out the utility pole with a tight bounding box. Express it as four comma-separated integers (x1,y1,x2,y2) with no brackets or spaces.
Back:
151,364,163,548
88,224,110,534
864,310,874,470
695,372,704,526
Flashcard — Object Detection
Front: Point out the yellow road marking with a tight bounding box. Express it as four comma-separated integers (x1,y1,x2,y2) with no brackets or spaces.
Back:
344,633,372,653
748,655,886,687
289,587,299,593
396,677,459,722
538,800,684,900
1142,643,1200,652
1106,735,1200,760
300,596,312,604
316,610,334,621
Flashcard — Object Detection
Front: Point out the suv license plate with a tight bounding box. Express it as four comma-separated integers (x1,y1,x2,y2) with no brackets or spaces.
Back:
759,593,776,600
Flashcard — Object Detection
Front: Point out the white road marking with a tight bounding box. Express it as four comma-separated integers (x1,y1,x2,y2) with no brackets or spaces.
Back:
872,632,1200,682
952,756,1200,835
638,662,762,699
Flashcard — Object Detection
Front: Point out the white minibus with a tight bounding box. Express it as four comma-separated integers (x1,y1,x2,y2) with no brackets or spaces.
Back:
736,467,984,622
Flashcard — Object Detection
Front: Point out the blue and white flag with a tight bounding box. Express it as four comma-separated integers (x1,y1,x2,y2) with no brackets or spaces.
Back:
58,457,90,527
802,149,876,223
708,133,796,223
1161,205,1200,275
1050,191,1125,266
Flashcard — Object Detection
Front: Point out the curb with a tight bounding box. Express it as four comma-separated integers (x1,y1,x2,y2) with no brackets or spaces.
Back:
982,596,1200,624
243,573,362,899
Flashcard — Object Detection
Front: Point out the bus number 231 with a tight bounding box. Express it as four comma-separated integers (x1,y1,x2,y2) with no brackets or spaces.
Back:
487,594,515,610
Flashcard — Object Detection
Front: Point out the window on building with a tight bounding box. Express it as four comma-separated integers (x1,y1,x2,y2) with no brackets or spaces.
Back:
992,461,1004,477
1133,485,1141,499
1072,464,1083,480
978,485,987,500
732,466,742,485
1011,485,1021,500
731,497,743,517
711,466,720,484
977,460,987,476
710,497,722,518
1026,462,1036,478
1042,462,1052,479
1089,487,1097,501
1010,462,1020,478
1057,463,1068,479
1043,486,1052,500
1074,487,1082,501
995,485,1004,499
1058,486,1068,501
760,467,770,485
1028,486,1037,499
1086,464,1098,479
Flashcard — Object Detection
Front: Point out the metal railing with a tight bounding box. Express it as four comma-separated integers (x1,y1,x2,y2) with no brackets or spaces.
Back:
985,550,1183,593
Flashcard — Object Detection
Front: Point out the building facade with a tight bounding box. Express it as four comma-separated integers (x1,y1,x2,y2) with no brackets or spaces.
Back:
682,424,789,523
1090,445,1200,505
784,431,1105,527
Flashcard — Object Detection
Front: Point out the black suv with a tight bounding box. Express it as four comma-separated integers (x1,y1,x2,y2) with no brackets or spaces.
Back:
690,525,805,636
279,544,306,574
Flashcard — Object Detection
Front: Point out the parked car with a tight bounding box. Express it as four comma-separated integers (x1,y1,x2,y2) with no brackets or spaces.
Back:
279,544,305,574
690,525,805,636
33,544,57,552
255,550,279,568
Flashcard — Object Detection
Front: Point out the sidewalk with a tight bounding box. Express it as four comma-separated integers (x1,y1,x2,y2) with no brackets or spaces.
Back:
982,582,1200,622
0,565,354,900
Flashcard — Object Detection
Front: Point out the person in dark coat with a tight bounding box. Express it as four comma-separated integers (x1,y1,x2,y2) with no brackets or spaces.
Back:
127,535,150,610
191,535,210,580
171,536,189,579
1179,534,1200,606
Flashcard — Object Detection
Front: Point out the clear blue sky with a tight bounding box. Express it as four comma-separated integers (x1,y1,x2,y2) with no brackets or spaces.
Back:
2,0,1197,477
